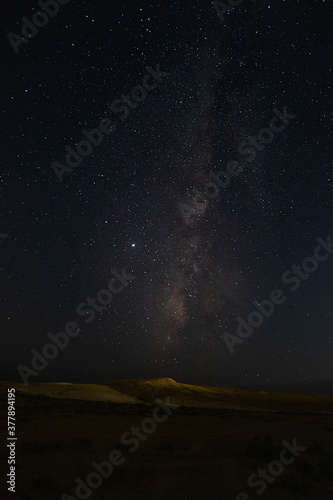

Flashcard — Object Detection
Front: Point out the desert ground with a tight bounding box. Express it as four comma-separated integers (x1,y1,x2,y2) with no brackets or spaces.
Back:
1,378,333,500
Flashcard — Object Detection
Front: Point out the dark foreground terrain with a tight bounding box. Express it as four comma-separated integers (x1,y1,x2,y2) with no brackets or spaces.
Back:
1,378,333,500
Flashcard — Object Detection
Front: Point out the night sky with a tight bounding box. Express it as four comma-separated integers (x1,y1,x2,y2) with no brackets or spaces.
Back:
1,0,332,391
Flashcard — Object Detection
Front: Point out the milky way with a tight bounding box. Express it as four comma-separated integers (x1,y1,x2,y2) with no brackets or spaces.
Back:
1,0,332,390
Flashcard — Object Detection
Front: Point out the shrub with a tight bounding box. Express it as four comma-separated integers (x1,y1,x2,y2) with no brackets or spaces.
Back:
32,475,56,494
307,441,326,456
20,440,64,454
318,458,333,479
245,434,280,461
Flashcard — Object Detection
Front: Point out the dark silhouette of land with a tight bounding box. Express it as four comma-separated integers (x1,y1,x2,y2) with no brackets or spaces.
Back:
1,378,333,499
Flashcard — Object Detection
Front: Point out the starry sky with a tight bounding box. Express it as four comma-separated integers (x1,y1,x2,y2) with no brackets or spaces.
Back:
1,0,332,392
